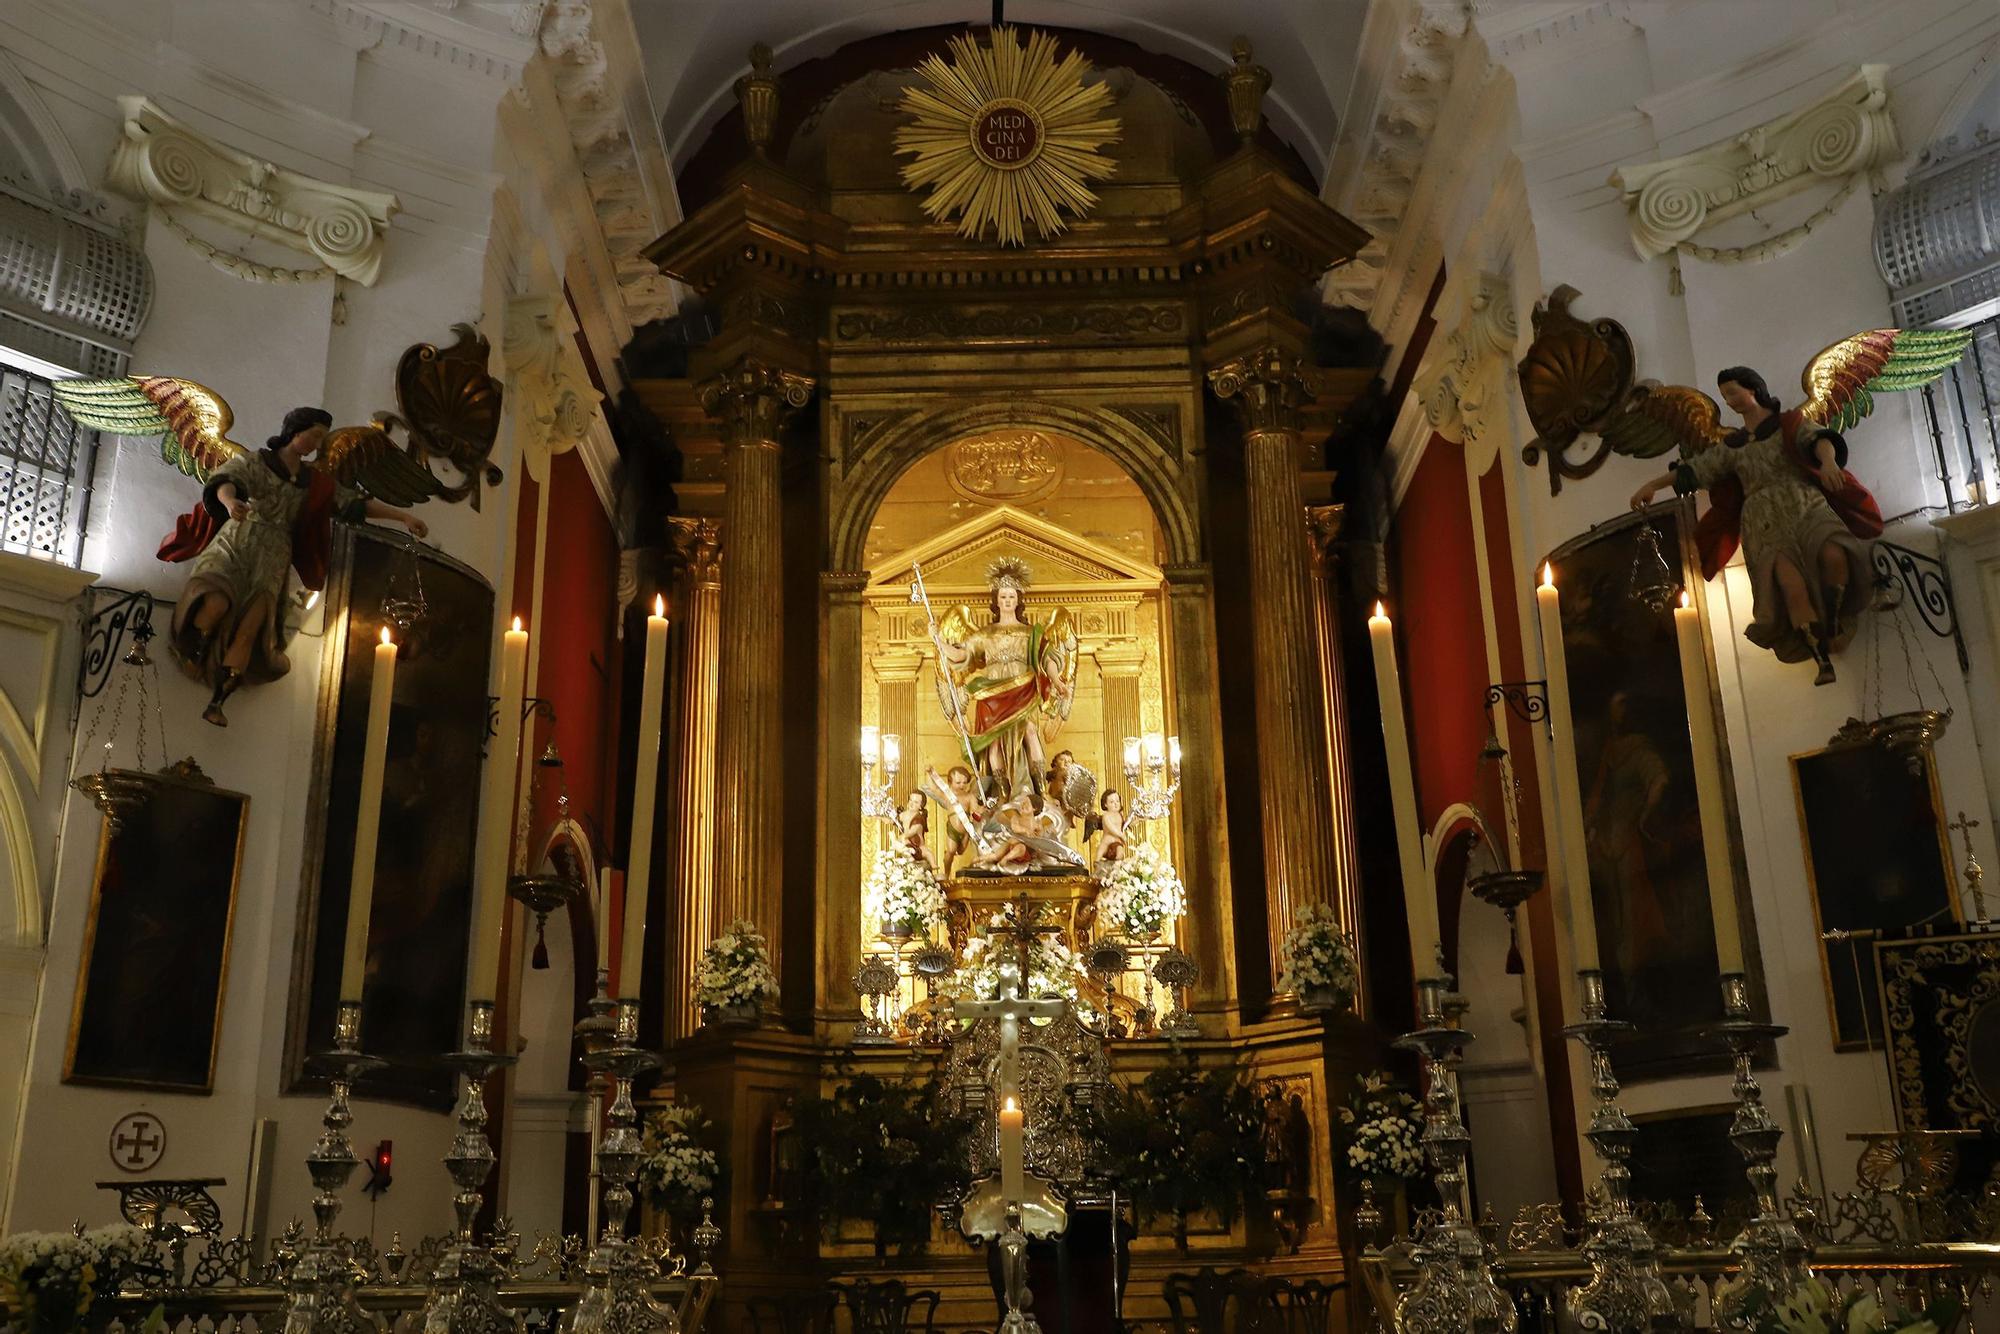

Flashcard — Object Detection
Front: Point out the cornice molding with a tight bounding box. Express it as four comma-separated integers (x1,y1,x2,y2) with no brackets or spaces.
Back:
105,96,400,284
1611,65,1898,261
302,0,540,83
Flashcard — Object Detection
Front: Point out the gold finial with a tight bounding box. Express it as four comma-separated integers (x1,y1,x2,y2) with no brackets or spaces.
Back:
737,42,779,157
1224,36,1271,144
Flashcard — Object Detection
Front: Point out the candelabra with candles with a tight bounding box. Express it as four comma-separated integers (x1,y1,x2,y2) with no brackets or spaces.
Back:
1709,973,1809,1330
283,999,386,1333
1120,732,1181,821
570,999,678,1334
419,1000,524,1334
860,725,902,822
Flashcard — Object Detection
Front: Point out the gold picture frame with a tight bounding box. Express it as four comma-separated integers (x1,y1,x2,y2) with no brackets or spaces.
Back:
64,762,248,1093
1791,735,1960,1051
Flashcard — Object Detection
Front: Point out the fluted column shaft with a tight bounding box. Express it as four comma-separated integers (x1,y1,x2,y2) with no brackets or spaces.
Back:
1163,564,1238,1014
704,359,814,978
873,648,922,807
1096,642,1145,806
1209,349,1342,990
665,518,722,1042
1307,504,1367,1008
818,572,868,1031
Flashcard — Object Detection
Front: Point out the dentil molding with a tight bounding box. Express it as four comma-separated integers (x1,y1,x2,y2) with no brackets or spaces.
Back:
1611,65,1898,261
104,97,399,285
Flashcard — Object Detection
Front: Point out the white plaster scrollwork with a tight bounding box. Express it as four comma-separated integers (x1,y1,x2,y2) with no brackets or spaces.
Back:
1611,66,1898,262
504,294,602,480
104,97,398,285
1414,272,1517,453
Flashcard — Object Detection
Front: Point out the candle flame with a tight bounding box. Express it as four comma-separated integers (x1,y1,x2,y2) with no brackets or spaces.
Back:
1540,562,1554,588
1680,588,1691,609
1372,600,1387,619
1004,1096,1019,1113
653,594,665,618
379,627,393,646
511,616,523,633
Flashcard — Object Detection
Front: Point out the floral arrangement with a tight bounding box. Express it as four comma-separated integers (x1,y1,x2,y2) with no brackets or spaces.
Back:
1338,1072,1425,1184
789,1069,973,1257
694,919,780,1017
1093,844,1187,937
949,912,1089,1010
638,1102,721,1224
1279,902,1358,1010
0,1225,153,1334
1739,1276,1960,1334
862,846,947,937
1096,1050,1264,1253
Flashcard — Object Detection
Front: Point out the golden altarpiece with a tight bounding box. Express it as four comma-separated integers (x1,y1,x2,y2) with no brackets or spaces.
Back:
629,30,1377,1324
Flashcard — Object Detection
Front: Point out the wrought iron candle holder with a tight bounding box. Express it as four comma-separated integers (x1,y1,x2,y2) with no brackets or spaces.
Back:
1562,970,1682,1332
570,1001,677,1334
419,1000,524,1334
283,999,386,1333
1391,977,1518,1334
1708,973,1811,1330
1152,947,1200,1038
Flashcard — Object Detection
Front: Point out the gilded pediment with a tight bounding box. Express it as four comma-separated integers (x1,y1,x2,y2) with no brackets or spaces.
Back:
866,504,1158,595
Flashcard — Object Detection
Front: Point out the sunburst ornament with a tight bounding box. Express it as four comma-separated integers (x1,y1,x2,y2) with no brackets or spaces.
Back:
893,26,1121,246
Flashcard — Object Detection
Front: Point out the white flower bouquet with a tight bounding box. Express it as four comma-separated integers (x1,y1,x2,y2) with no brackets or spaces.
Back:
694,919,779,1019
0,1224,153,1333
1338,1072,1424,1184
639,1102,721,1222
1736,1275,1960,1334
1094,844,1187,937
1279,902,1358,1012
862,846,946,937
950,912,1089,1011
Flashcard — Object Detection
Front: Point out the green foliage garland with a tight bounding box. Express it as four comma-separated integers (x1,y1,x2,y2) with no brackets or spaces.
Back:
789,1067,975,1257
1095,1049,1264,1252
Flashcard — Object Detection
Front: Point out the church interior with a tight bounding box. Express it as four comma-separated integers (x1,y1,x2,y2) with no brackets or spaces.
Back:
3,1,2000,1330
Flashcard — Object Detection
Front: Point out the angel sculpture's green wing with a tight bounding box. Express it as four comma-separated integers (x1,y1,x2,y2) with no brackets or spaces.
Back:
52,376,246,480
1800,328,1975,432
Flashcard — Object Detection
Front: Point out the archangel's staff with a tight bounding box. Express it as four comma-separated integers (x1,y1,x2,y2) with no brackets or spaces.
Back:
910,560,989,793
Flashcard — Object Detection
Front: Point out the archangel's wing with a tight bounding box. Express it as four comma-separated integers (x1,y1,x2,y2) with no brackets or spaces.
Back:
1059,761,1098,824
52,376,247,480
1597,381,1730,460
1800,328,1975,432
321,421,445,507
1037,606,1079,722
933,604,978,722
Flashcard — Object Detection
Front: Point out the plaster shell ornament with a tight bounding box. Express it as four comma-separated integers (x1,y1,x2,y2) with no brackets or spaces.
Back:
893,25,1121,246
53,377,442,724
1619,328,1972,683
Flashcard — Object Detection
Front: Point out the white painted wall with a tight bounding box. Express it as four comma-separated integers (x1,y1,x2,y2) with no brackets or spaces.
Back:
1376,0,2000,1199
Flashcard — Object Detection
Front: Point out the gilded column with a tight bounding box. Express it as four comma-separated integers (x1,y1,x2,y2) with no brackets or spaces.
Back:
873,646,923,806
664,517,722,1042
1208,348,1341,989
818,572,869,1033
1163,564,1239,1017
1306,504,1366,1007
703,358,814,978
1095,641,1145,797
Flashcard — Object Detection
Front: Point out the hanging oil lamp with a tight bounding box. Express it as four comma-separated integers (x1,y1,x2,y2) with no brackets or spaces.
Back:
506,705,583,970
1626,517,1678,613
69,614,170,833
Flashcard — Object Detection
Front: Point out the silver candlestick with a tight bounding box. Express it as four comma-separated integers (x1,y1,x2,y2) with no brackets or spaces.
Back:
420,1000,523,1334
570,1000,676,1334
1708,972,1810,1330
1391,977,1517,1334
284,999,386,1334
1562,970,1682,1332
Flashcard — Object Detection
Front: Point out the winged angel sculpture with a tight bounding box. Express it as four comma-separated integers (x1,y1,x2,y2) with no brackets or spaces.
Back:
1518,288,1969,686
56,377,441,724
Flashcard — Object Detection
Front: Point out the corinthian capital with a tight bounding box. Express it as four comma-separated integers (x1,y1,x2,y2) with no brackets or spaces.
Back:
666,515,723,584
1207,346,1320,435
697,356,815,446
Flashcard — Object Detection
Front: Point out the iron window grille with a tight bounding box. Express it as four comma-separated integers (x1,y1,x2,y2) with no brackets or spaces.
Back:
0,360,97,567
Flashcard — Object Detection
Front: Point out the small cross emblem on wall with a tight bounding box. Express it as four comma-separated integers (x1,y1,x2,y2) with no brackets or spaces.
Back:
108,1112,166,1173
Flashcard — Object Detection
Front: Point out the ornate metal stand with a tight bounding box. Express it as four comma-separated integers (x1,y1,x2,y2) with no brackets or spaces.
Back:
570,1001,678,1334
995,1207,1039,1334
1562,971,1682,1332
284,1001,386,1334
1391,978,1517,1334
420,1001,524,1334
1708,973,1810,1330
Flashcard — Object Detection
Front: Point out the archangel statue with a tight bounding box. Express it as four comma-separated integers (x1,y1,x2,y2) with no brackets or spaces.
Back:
56,379,440,724
1621,330,1971,684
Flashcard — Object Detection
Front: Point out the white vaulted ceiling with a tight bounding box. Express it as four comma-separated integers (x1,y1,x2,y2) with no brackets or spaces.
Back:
628,0,1371,181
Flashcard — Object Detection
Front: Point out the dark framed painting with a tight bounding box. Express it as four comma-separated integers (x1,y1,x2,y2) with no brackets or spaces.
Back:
1794,738,1959,1050
65,763,248,1092
1546,504,1762,1081
284,525,493,1107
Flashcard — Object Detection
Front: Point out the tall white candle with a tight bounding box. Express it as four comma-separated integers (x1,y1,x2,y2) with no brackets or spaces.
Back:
1536,565,1601,973
596,867,613,974
1367,602,1440,977
470,618,529,1002
620,596,670,999
340,627,398,1003
998,1095,1025,1202
1673,590,1745,974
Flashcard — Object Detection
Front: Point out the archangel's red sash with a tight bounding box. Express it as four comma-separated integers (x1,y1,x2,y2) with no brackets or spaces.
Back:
1693,408,1884,579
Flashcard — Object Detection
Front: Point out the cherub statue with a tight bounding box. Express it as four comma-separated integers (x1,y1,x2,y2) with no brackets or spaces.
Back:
1094,788,1131,867
1621,330,1971,684
56,379,441,723
928,556,1078,801
896,788,939,874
